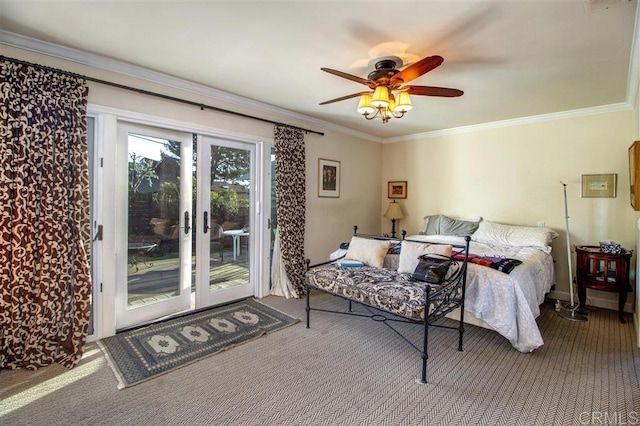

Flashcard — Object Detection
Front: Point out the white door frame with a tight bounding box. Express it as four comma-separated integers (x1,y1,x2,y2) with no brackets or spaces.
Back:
87,107,272,338
86,114,103,341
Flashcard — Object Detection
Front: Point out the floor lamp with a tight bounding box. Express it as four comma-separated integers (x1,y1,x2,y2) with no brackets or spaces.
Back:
558,181,587,322
384,200,404,238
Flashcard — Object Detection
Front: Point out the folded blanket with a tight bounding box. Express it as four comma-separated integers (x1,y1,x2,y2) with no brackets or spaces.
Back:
339,241,402,254
452,252,522,274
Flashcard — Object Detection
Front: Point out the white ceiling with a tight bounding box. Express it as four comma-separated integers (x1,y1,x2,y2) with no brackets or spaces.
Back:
1,0,638,140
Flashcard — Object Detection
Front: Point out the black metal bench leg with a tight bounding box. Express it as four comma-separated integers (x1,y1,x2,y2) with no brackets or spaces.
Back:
417,285,430,384
458,307,465,352
418,318,429,384
306,285,311,328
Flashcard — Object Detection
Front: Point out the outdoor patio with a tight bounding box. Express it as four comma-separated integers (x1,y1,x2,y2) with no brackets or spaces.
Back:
126,248,250,308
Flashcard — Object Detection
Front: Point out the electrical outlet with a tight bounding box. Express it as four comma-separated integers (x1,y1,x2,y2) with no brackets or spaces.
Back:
537,221,545,227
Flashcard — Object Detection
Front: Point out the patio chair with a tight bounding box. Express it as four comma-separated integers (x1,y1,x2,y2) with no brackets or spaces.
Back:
210,223,225,261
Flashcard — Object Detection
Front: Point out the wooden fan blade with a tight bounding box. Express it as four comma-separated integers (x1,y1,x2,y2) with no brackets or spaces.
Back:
321,68,375,87
392,55,444,84
406,85,464,97
319,92,367,105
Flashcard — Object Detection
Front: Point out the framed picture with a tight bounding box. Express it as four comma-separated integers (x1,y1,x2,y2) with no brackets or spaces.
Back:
581,174,617,198
318,158,340,198
388,181,408,199
629,141,640,210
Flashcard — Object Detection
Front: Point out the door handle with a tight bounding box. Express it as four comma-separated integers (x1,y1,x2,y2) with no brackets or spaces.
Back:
203,211,209,234
184,211,191,234
92,224,103,241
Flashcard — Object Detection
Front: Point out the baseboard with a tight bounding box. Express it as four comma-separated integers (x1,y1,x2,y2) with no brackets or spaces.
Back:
547,290,634,313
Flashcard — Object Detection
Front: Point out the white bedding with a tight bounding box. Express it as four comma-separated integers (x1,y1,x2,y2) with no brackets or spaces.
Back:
407,234,555,352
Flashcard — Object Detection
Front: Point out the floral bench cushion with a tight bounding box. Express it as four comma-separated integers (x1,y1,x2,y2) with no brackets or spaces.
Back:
305,264,443,321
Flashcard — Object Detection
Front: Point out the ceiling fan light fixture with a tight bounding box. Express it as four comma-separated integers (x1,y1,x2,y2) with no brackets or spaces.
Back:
320,54,462,124
394,91,413,113
371,86,390,108
357,93,375,115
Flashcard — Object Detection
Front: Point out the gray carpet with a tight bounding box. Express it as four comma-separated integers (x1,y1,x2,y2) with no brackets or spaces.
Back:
1,293,639,426
99,298,299,388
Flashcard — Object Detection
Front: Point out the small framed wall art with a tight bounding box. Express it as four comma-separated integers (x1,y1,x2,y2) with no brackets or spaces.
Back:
388,181,408,199
318,158,340,198
581,173,617,198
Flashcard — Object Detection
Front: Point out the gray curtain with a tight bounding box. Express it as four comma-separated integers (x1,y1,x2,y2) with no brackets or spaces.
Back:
273,125,306,297
0,60,92,369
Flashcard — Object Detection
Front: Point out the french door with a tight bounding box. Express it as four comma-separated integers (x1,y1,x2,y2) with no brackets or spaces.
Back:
195,136,254,308
115,123,256,330
115,123,194,329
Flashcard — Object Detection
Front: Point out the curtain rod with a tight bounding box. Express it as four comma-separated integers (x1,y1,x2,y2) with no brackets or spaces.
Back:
0,55,324,137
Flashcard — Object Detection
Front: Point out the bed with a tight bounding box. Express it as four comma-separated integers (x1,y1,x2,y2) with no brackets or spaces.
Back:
326,217,557,352
406,215,557,352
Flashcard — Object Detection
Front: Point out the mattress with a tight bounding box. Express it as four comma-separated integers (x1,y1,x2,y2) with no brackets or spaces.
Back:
406,234,555,352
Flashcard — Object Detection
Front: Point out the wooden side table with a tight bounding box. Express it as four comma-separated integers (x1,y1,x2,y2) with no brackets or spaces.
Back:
575,246,633,323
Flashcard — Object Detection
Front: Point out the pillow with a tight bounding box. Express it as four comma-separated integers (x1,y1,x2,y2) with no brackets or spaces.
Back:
422,214,481,236
407,234,469,246
344,237,391,268
471,221,559,253
421,216,431,234
397,240,453,274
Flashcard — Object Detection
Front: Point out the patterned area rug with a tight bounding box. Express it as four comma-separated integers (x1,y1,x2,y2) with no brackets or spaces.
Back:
98,298,299,389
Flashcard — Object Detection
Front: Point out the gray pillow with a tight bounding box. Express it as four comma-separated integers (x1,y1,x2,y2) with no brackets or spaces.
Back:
423,215,443,234
424,214,479,236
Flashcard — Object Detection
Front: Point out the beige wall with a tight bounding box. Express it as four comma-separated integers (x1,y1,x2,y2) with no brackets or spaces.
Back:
381,109,637,308
7,44,640,311
3,46,382,265
306,134,382,263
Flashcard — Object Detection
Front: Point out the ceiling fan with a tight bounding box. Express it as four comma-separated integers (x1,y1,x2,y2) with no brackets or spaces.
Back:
320,55,463,123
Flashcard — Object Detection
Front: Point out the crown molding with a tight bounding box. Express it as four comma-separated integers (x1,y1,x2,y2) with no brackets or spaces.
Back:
382,102,633,144
0,30,380,143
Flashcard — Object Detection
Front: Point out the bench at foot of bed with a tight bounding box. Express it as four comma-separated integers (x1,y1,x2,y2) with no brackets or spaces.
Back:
304,231,471,384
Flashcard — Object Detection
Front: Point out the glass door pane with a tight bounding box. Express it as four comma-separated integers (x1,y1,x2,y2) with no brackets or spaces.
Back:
196,136,254,308
127,134,181,305
116,124,192,330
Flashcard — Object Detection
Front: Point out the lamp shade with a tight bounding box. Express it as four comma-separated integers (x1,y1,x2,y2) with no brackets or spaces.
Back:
394,91,413,113
357,93,375,115
384,201,404,220
371,86,390,108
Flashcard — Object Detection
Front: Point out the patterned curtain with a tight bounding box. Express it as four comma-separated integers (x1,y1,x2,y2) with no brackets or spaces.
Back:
0,60,92,369
273,125,306,297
